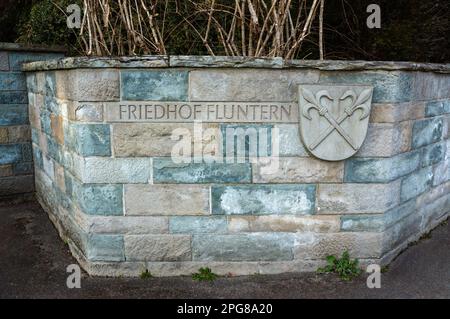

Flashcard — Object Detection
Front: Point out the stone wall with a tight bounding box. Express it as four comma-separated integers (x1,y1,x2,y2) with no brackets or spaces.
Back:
0,43,64,200
24,56,450,276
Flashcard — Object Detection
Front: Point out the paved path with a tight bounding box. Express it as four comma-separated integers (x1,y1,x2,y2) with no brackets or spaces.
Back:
0,200,449,299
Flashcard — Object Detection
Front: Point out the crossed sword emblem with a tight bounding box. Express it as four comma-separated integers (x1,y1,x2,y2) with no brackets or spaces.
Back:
301,88,372,151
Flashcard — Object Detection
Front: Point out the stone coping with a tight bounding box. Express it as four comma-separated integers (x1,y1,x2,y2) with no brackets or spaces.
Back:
22,55,450,73
0,42,67,53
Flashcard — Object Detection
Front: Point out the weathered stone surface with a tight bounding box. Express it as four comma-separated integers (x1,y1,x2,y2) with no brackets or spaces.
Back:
220,124,273,159
356,122,411,157
56,69,119,101
170,55,284,68
253,157,344,183
432,142,449,186
412,117,443,148
8,52,62,71
54,161,65,192
421,142,445,167
0,51,9,71
419,194,450,232
341,200,416,232
382,212,421,254
319,71,414,103
170,216,227,234
121,70,188,101
400,166,433,202
0,104,28,126
125,184,209,216
344,151,421,183
425,100,450,117
414,72,450,100
0,175,35,195
153,159,251,183
86,234,125,262
0,92,27,104
7,125,30,143
190,69,319,102
124,235,191,261
68,124,111,156
294,232,383,259
0,127,7,143
76,184,123,216
112,123,219,157
79,157,151,184
275,124,308,156
0,144,23,164
212,184,316,215
317,181,400,214
192,233,294,261
416,181,450,208
50,114,64,144
87,216,169,234
0,164,13,177
228,215,340,233
69,102,104,122
0,72,26,90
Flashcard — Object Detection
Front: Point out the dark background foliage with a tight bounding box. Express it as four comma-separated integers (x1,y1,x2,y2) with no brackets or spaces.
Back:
0,0,448,62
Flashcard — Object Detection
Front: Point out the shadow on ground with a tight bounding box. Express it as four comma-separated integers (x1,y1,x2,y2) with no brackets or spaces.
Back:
0,200,449,299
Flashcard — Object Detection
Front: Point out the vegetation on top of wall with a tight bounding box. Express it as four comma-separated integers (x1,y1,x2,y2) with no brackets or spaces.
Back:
0,0,448,62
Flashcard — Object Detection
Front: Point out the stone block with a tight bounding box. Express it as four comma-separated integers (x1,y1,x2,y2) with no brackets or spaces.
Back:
0,104,28,126
341,200,416,232
87,216,169,234
319,71,414,103
275,124,308,156
412,117,443,148
112,123,219,157
212,184,316,215
356,122,411,157
7,125,30,143
0,164,13,177
121,70,188,101
317,181,400,214
153,158,251,183
86,234,125,262
433,159,449,186
69,102,103,122
124,184,210,216
50,114,64,144
400,166,433,202
0,72,26,90
294,232,383,259
253,157,344,183
421,142,446,167
370,102,425,123
0,91,27,104
0,175,35,196
344,150,421,183
382,212,421,254
124,235,191,261
0,51,9,71
169,216,227,234
13,162,33,175
8,52,62,71
0,127,8,143
190,69,319,102
192,233,295,261
425,100,450,117
79,157,151,184
69,124,111,156
0,144,23,164
228,215,340,233
76,184,123,216
56,69,120,101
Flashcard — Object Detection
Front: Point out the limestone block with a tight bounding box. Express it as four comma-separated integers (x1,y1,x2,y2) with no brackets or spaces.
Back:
212,184,316,215
190,69,320,102
86,234,125,262
192,233,295,261
400,166,433,202
0,104,28,126
124,235,191,261
0,72,26,90
421,142,446,167
425,100,450,117
275,124,308,156
0,51,9,71
0,144,23,165
169,216,227,234
253,157,344,183
0,92,27,104
412,117,443,148
121,70,188,101
370,102,425,123
76,184,123,216
125,184,210,216
7,125,30,143
87,216,169,234
317,181,400,214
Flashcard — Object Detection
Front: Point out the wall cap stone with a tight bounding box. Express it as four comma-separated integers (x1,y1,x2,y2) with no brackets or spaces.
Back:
0,42,67,53
22,55,450,73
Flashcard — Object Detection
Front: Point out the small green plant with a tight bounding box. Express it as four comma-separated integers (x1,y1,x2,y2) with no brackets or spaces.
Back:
317,251,362,281
192,267,218,282
140,269,153,279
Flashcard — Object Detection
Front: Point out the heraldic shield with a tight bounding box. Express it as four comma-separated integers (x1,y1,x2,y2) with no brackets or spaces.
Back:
298,84,374,161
